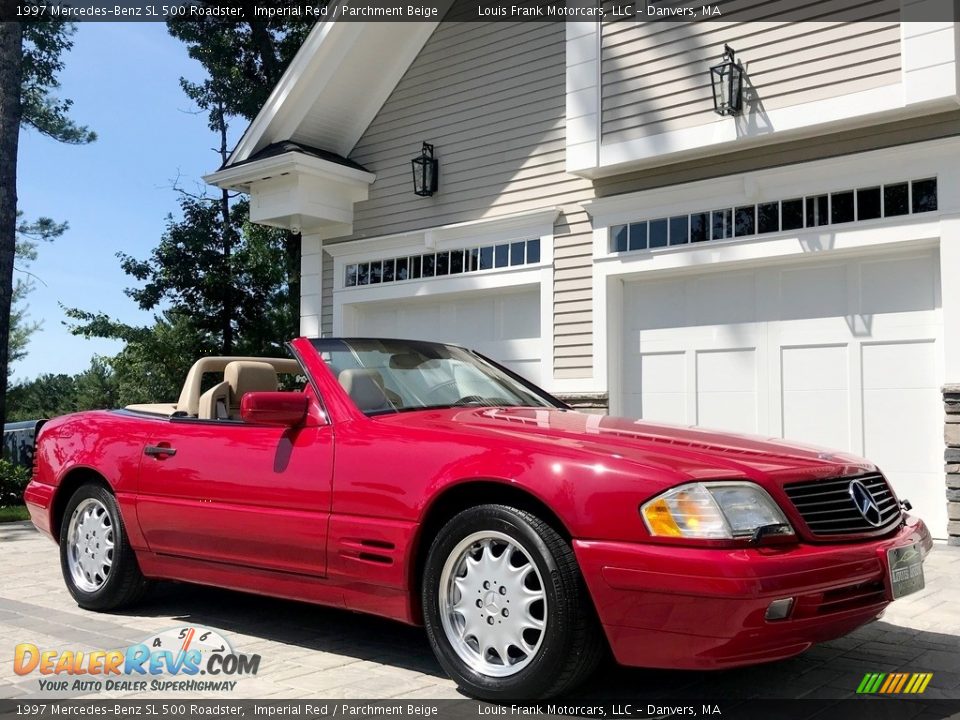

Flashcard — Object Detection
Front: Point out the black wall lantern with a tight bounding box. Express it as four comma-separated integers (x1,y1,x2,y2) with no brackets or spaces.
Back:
411,142,439,197
710,44,744,117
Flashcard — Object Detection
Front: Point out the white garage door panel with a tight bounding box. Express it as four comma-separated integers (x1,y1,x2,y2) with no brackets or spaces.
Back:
696,349,758,435
351,290,542,384
622,249,945,537
781,345,850,449
628,352,687,424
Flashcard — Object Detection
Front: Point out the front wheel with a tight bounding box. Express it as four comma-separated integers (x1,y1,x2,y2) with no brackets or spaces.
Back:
422,504,604,700
59,483,150,611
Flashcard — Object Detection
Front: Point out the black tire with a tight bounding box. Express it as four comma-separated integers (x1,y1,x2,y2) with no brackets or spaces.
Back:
59,482,150,611
422,504,604,700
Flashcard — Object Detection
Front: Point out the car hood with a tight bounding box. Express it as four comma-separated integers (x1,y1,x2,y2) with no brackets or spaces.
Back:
378,406,873,485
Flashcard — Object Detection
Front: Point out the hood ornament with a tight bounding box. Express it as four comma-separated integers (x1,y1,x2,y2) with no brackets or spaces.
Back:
849,479,883,527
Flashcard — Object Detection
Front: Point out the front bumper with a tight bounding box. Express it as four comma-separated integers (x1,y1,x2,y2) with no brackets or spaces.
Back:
574,514,932,670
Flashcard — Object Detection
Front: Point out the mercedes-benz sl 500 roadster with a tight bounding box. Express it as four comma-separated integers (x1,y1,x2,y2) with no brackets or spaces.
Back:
25,337,931,699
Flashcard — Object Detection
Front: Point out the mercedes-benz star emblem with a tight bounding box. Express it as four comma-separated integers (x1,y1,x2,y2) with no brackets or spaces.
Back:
849,479,883,527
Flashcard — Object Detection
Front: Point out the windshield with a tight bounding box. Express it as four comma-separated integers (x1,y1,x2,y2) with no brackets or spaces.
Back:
310,338,561,416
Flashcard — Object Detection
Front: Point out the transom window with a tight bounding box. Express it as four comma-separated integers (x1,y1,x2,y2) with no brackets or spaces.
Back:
610,178,938,253
345,238,541,288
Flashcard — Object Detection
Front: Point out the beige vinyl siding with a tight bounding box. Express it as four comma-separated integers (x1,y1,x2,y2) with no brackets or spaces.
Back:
338,19,595,379
320,250,333,337
601,10,901,145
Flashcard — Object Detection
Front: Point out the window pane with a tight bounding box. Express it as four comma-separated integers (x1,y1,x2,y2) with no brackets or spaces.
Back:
649,219,668,248
450,250,464,274
510,241,525,266
781,199,803,230
857,187,881,221
435,252,450,276
884,183,909,217
831,191,854,224
395,257,408,281
806,195,828,227
628,222,647,251
357,263,370,285
468,248,480,271
734,206,755,236
611,224,628,252
712,209,731,240
690,213,709,242
757,202,779,234
382,258,395,283
369,260,382,284
409,256,421,280
526,238,540,264
913,178,937,213
346,264,358,287
422,254,435,277
669,216,689,245
494,244,509,268
479,246,494,270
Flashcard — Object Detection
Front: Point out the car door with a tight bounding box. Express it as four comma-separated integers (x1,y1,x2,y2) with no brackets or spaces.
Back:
135,395,333,576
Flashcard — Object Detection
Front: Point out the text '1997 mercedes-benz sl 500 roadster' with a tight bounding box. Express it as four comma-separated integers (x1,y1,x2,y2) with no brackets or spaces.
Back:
25,337,932,699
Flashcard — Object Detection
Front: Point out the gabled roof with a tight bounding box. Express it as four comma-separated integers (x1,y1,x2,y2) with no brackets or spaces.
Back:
225,13,440,168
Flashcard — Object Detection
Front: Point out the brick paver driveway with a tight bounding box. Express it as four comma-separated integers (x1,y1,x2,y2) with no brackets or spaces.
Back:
1,521,958,700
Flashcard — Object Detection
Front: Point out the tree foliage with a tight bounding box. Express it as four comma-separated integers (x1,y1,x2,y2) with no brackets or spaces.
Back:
0,17,92,437
10,211,67,369
17,18,314,417
65,196,297,404
167,13,316,123
21,22,96,144
7,356,119,421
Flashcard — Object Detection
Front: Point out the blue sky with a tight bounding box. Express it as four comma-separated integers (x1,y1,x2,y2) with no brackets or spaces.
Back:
15,22,243,381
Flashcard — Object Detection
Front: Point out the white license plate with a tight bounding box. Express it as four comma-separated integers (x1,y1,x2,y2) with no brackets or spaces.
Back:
887,542,925,599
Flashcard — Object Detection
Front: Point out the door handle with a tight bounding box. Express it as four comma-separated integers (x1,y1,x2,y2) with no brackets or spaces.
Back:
144,445,177,458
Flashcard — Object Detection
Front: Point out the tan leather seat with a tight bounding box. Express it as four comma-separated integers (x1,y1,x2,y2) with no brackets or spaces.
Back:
198,381,230,420
338,368,393,413
224,361,278,419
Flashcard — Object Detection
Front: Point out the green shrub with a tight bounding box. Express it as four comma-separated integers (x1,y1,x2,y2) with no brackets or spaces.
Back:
0,459,30,507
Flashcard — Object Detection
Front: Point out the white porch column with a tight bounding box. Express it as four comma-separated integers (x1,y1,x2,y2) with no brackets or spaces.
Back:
300,234,323,337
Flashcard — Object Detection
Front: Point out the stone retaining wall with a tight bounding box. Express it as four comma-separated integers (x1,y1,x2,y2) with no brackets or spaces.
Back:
945,384,960,546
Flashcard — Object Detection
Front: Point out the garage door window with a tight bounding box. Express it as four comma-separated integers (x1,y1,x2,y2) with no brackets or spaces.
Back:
346,238,542,288
610,177,938,254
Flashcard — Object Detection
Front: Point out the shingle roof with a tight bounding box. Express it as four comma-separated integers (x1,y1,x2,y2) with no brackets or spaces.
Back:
226,140,369,173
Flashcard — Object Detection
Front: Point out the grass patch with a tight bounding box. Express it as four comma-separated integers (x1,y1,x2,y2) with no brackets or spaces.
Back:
0,505,29,523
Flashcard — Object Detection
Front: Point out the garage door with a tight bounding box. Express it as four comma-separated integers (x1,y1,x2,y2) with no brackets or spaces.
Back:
621,248,945,536
349,288,542,384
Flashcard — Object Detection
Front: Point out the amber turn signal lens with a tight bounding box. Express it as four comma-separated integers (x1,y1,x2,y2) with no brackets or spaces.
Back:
641,498,682,537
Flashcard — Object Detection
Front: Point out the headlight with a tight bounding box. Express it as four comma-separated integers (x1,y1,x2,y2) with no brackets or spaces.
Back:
641,482,793,540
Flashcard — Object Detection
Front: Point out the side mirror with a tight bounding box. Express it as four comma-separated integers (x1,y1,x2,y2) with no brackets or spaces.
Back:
240,392,308,427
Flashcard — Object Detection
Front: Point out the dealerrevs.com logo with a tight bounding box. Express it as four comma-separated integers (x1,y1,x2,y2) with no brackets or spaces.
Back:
14,626,260,693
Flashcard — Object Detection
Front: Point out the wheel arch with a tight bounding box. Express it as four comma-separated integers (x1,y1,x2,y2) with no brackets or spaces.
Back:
51,467,113,542
409,479,574,623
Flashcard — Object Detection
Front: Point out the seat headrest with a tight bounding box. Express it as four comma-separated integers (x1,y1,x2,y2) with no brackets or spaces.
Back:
338,368,392,413
224,361,278,403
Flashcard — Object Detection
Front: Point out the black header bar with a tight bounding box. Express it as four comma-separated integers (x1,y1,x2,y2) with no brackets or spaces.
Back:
4,0,960,23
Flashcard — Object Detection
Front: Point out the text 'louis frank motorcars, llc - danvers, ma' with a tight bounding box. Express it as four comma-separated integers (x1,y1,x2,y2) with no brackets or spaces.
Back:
24,337,933,700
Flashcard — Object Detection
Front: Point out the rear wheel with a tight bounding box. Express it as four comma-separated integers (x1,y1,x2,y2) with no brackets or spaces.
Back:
422,504,604,699
59,483,149,610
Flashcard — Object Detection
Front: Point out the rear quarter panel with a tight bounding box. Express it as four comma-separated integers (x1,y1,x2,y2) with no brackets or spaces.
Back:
34,411,157,548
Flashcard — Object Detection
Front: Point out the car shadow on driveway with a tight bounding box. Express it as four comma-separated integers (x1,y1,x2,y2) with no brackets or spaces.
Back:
117,581,960,700
120,581,446,679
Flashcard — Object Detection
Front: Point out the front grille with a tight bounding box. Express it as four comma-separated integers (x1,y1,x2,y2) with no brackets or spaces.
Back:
784,472,901,537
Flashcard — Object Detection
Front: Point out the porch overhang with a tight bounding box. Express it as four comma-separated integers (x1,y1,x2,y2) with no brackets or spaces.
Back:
203,150,376,238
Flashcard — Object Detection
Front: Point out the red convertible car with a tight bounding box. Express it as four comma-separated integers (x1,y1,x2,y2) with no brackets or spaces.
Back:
25,337,931,699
